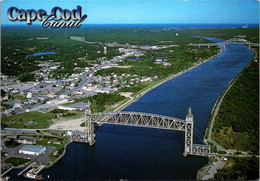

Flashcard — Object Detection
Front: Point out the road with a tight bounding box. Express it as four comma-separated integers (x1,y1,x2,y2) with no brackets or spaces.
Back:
208,74,241,151
3,128,47,134
202,160,225,180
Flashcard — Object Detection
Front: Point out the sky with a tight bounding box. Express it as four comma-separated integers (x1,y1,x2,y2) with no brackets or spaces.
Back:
1,0,259,25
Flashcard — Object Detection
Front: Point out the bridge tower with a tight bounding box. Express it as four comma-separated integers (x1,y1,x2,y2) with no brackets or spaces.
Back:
85,101,95,146
183,107,194,156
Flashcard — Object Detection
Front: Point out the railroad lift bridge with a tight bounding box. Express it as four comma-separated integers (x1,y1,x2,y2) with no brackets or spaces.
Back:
74,103,210,157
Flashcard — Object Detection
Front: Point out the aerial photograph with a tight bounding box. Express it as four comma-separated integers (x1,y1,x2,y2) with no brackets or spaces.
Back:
0,0,259,180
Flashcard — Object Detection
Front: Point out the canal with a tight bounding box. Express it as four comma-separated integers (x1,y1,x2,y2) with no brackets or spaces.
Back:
8,37,254,180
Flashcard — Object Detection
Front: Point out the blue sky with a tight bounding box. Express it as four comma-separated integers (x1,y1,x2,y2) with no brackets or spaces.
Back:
1,0,259,25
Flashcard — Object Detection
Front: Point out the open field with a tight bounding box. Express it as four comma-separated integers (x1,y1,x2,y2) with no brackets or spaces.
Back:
5,157,30,167
1,111,55,129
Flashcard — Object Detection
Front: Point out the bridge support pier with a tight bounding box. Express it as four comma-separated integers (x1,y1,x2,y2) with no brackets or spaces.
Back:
85,102,95,146
183,107,194,156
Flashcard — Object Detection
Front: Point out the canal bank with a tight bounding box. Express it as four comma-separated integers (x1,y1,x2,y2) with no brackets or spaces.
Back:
114,44,223,112
45,141,71,169
197,47,258,180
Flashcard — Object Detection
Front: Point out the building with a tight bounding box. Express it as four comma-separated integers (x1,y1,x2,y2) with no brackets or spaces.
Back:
26,92,33,98
19,145,46,156
104,46,107,54
58,102,88,111
18,136,36,144
67,130,73,136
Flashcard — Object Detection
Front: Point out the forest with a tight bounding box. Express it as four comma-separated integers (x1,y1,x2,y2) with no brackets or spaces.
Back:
212,48,259,154
1,26,216,78
95,45,219,78
72,93,125,112
2,26,258,79
213,157,259,180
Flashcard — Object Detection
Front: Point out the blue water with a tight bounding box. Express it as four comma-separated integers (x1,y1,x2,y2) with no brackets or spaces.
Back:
27,52,57,57
7,38,254,180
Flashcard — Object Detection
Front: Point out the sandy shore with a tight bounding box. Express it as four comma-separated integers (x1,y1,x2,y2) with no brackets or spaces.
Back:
48,117,85,131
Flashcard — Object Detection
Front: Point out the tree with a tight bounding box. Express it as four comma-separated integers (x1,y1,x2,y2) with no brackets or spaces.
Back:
1,89,6,97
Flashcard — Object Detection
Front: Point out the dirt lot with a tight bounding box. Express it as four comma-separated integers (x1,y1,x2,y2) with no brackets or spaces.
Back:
48,117,85,131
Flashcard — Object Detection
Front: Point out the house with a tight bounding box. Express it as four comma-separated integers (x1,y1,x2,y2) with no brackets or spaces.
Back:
43,87,61,94
73,91,84,95
14,103,23,108
18,136,36,144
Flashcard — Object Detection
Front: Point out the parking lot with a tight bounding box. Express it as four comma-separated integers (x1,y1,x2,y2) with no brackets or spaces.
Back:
3,144,56,165
202,160,225,180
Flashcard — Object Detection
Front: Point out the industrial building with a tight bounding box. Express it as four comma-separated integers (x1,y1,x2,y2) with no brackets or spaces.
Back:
19,145,46,156
18,136,36,144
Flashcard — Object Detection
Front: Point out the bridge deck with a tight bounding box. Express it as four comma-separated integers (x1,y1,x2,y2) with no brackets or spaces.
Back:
91,111,186,131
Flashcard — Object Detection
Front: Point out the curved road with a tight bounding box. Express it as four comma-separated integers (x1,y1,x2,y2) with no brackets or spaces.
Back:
208,74,241,151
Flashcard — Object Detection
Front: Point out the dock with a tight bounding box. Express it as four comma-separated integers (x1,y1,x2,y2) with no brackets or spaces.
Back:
17,162,36,176
34,165,46,174
1,166,14,177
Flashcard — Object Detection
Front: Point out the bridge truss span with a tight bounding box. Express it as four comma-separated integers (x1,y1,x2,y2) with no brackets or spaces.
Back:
72,103,210,157
91,111,186,131
192,144,211,157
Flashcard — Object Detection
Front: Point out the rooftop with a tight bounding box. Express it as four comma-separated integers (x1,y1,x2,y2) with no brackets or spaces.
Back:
18,136,36,142
67,102,88,109
19,145,46,153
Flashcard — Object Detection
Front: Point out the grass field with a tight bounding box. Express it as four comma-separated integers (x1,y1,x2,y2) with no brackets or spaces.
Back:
2,111,55,129
5,157,30,166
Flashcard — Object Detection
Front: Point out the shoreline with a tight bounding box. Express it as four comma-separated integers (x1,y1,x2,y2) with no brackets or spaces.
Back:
197,45,256,180
45,141,70,169
114,44,223,112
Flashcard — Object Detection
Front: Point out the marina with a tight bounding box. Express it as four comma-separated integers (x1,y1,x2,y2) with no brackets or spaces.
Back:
17,162,35,176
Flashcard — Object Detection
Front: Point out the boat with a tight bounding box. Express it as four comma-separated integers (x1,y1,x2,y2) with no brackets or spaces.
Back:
1,176,10,181
23,169,44,180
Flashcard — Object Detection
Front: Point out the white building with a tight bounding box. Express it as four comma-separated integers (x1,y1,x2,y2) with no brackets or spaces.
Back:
19,145,46,156
27,92,33,99
67,131,73,136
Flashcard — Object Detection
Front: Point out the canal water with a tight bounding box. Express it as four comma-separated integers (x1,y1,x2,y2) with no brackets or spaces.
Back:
8,37,254,180
27,52,57,57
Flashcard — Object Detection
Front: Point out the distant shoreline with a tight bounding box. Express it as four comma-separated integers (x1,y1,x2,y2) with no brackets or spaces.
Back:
2,23,259,28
